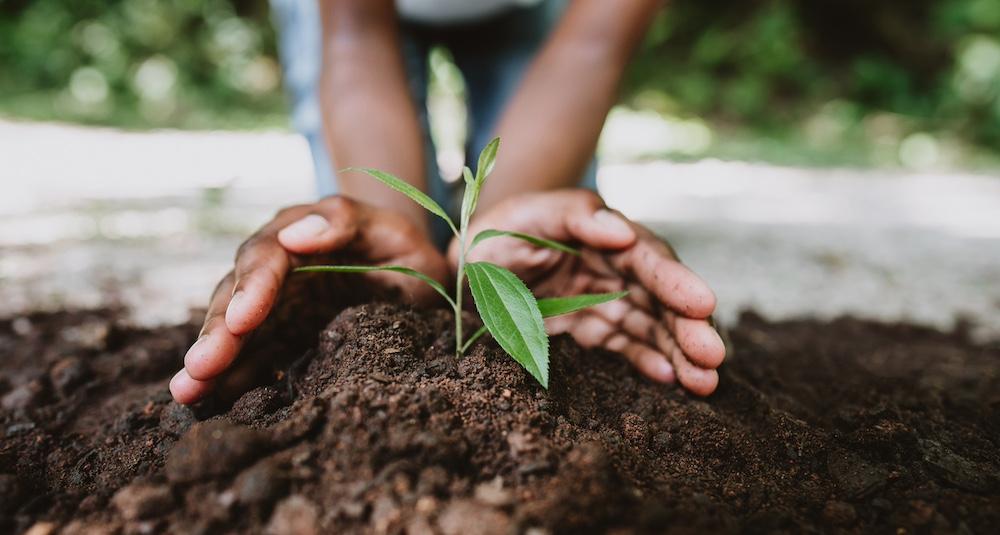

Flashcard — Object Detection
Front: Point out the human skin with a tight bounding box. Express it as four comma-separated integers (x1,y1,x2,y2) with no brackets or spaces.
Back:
169,0,727,403
452,190,724,397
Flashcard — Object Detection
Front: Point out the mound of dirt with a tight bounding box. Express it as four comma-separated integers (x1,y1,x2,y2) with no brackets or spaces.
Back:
2,297,999,534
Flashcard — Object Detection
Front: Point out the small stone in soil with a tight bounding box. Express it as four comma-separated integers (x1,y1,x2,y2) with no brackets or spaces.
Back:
112,482,174,521
165,420,268,483
267,495,320,535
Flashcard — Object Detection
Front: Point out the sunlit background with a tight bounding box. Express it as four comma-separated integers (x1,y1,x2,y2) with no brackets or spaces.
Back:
2,0,999,337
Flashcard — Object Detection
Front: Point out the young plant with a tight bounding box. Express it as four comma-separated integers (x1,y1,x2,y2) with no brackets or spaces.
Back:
295,138,626,388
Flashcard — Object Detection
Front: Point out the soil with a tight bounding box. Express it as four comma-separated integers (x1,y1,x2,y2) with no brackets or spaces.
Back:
2,282,999,534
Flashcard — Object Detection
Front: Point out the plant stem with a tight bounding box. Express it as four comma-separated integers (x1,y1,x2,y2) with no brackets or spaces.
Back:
461,325,488,353
454,232,466,357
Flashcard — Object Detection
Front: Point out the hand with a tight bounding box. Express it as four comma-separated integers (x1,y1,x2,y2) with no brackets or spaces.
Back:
451,190,725,396
170,196,449,404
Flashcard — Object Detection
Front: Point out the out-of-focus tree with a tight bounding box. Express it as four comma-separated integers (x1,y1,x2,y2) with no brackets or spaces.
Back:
0,0,285,128
0,0,997,160
624,0,1000,154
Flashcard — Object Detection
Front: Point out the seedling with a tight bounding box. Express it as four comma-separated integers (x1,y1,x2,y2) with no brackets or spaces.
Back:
295,138,626,388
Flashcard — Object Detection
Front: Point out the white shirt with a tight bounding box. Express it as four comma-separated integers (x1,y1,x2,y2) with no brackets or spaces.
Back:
396,0,544,24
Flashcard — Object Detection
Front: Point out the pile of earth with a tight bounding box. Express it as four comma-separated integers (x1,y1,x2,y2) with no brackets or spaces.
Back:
2,286,999,533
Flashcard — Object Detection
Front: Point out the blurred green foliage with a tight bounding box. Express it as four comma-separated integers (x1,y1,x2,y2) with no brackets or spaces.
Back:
0,0,287,129
1,0,998,164
624,0,1000,165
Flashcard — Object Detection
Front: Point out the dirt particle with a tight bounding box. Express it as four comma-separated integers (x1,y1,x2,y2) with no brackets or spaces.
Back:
22,522,58,535
159,403,196,436
474,477,513,507
620,412,647,445
507,430,536,457
61,519,120,535
266,495,320,535
828,450,888,498
821,500,857,526
437,500,511,535
370,495,402,533
62,321,110,350
12,317,33,336
233,460,287,506
0,473,23,512
405,515,435,535
112,482,174,521
1,379,47,412
920,439,997,492
165,420,268,483
229,386,286,424
49,356,90,397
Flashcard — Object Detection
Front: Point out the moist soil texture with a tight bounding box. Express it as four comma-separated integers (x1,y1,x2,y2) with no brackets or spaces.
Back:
2,288,999,534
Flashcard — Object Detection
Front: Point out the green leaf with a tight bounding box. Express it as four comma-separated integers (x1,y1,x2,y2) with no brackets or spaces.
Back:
344,167,458,235
476,137,500,183
462,165,475,185
470,229,579,255
294,265,455,307
461,292,629,352
460,167,481,229
537,291,629,317
465,262,549,388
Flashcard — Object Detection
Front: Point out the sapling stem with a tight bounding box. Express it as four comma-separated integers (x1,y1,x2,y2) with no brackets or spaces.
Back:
454,231,467,357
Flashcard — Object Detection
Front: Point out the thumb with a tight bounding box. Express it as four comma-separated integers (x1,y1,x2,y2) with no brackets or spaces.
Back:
277,197,359,254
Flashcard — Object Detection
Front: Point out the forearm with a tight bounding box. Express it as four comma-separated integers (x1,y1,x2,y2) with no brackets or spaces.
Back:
478,0,662,210
319,0,429,235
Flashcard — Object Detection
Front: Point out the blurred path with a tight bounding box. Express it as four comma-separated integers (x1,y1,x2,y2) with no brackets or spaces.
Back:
2,120,999,339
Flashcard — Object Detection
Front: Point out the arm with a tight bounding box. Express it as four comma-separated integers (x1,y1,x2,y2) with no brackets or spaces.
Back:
478,0,663,211
319,0,430,235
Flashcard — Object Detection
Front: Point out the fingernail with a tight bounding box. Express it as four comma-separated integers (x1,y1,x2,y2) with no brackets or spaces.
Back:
279,214,329,242
226,290,245,320
594,209,632,238
184,336,209,366
657,359,676,383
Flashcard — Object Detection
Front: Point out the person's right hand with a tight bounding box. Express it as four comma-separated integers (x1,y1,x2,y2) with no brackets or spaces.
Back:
169,196,449,404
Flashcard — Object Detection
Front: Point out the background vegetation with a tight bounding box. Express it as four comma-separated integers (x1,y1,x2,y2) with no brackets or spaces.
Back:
1,0,998,167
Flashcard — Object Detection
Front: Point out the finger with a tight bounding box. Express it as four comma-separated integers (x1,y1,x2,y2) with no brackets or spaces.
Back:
564,202,637,250
185,273,244,381
669,315,726,369
226,237,291,335
626,282,656,313
276,197,359,255
562,312,675,384
666,342,719,397
565,313,618,348
544,314,575,335
169,369,215,405
604,333,675,384
612,238,716,319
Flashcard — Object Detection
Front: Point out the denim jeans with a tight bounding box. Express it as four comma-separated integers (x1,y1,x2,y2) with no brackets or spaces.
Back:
270,0,597,243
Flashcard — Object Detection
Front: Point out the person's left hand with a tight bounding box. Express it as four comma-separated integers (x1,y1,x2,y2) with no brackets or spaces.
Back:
449,189,725,396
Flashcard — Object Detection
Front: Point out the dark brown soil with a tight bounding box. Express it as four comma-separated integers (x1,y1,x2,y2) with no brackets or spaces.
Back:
2,291,999,534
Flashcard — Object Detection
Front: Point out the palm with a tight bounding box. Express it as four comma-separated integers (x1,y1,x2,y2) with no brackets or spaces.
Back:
458,190,725,396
